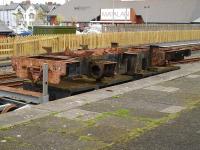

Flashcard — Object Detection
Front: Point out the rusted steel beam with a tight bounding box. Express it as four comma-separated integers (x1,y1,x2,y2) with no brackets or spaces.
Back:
11,41,200,85
170,57,200,64
12,48,123,84
90,61,117,80
0,72,16,79
0,72,24,88
12,56,81,84
0,86,43,104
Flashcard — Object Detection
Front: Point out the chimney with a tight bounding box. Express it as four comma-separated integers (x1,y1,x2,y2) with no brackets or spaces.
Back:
22,0,31,5
47,2,53,5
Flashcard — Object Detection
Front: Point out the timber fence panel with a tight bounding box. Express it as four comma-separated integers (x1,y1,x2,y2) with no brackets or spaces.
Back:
0,30,200,57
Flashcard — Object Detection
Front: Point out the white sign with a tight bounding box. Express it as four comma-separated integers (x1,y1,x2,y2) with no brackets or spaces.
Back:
101,8,131,21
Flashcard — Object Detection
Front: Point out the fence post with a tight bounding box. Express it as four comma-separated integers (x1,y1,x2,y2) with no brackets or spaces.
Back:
13,38,17,56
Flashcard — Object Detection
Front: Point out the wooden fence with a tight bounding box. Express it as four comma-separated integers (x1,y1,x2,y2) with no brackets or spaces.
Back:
102,24,200,32
1,30,200,57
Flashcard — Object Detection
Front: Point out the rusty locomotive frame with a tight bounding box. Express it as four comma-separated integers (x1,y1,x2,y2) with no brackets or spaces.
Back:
11,41,200,85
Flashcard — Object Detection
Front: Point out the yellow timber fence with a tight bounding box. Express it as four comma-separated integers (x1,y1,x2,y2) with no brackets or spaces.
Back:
1,30,200,57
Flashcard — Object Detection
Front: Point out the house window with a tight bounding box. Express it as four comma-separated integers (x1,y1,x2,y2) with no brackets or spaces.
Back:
74,6,90,10
29,13,35,19
29,21,33,26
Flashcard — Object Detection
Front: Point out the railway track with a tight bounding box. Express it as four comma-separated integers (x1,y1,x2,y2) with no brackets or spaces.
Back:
0,72,26,114
0,72,24,87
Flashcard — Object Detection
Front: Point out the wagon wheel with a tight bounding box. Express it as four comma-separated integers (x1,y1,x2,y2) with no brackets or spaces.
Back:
1,104,17,114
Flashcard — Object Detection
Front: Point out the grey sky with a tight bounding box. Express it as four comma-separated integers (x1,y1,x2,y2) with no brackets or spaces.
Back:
0,0,66,5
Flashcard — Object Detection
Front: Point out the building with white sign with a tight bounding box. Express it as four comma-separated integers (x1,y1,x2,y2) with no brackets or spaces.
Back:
49,0,200,26
101,8,131,21
97,8,143,24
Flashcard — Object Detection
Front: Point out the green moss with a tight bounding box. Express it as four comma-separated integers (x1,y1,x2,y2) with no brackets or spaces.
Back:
86,109,131,127
19,142,32,147
112,95,120,99
50,112,60,116
0,126,12,131
86,114,106,127
3,136,17,142
79,135,96,141
186,100,200,110
112,109,130,118
47,128,55,133
135,116,158,123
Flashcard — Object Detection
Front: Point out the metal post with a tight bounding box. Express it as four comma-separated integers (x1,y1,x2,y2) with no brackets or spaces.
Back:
42,63,49,103
144,5,150,26
112,0,115,31
2,0,5,25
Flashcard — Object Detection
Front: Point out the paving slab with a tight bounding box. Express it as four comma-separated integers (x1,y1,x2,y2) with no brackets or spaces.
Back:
0,129,108,150
56,109,101,121
80,101,168,120
80,98,169,120
143,85,179,93
73,125,128,144
147,91,200,107
0,116,97,150
186,74,200,79
159,76,200,95
95,116,146,131
160,106,186,114
0,116,86,139
0,106,50,128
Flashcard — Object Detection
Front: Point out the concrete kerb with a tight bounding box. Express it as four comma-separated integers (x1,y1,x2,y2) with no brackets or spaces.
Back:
1,62,200,128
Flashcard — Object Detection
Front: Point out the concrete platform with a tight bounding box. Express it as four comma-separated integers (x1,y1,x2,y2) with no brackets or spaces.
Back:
1,62,200,149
